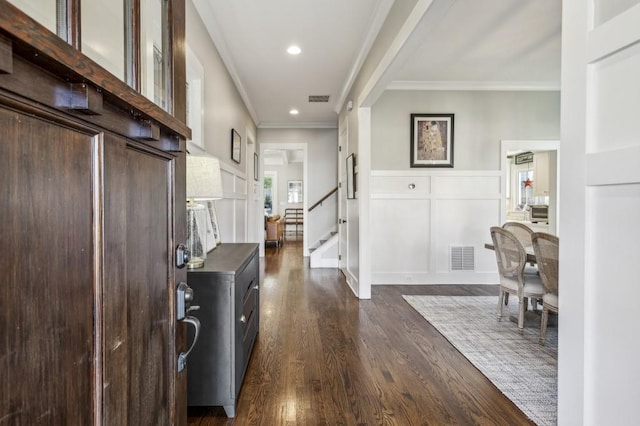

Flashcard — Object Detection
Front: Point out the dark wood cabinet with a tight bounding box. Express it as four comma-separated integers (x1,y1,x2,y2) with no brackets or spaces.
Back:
186,243,260,417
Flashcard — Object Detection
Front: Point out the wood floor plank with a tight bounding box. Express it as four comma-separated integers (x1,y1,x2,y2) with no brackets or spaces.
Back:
187,240,534,425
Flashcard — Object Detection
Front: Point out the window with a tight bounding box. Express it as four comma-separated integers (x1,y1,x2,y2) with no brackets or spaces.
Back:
518,170,534,205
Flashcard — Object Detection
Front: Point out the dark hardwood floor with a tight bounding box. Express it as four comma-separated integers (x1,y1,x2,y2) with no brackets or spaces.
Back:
187,238,533,425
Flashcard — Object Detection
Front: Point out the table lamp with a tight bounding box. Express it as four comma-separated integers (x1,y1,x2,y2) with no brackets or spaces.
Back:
186,154,223,268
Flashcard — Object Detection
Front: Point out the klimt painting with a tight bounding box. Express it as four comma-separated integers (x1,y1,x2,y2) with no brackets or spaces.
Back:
410,113,454,168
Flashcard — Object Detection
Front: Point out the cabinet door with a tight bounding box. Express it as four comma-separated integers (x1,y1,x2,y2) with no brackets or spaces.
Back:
534,152,549,197
0,100,97,424
103,135,176,425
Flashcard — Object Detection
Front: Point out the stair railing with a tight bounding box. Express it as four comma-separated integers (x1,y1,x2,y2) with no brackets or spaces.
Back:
308,187,338,212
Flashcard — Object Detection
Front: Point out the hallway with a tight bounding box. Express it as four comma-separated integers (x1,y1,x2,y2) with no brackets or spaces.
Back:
187,240,532,425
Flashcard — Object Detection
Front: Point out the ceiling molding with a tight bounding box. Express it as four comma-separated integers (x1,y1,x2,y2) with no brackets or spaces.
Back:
334,0,394,114
387,80,561,91
258,121,338,129
358,0,457,108
192,0,260,125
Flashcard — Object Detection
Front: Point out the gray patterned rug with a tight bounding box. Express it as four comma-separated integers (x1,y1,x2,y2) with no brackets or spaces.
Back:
403,295,557,426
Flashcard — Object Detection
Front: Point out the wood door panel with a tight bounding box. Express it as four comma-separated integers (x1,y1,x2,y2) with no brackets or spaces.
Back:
0,104,96,424
103,134,173,425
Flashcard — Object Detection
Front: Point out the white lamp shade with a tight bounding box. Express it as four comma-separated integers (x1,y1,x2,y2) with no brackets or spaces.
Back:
186,155,223,200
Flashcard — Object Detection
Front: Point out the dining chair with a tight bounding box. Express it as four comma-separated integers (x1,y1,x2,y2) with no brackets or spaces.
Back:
490,227,544,333
502,221,534,251
531,232,559,345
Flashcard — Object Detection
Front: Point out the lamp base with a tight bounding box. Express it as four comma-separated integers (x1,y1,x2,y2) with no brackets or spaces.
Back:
187,257,205,269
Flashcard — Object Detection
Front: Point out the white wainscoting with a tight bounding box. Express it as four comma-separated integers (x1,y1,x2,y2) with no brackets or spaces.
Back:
217,162,248,243
370,170,501,285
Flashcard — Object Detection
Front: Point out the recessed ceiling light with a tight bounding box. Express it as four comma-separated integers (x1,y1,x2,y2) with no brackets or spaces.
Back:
287,45,301,55
289,109,299,115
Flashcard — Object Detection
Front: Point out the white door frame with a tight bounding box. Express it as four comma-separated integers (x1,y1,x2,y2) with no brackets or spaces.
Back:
338,118,348,273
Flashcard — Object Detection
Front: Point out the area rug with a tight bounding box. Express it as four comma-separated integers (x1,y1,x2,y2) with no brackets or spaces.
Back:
402,295,557,426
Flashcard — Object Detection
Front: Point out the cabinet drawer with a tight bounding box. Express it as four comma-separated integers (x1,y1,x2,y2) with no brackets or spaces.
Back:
236,251,258,302
240,286,257,339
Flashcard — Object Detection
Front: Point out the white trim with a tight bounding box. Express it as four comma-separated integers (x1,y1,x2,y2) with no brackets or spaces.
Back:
586,145,640,186
373,272,498,285
588,3,640,62
357,107,372,299
387,80,561,92
371,169,501,177
191,0,259,124
334,0,395,113
258,121,337,129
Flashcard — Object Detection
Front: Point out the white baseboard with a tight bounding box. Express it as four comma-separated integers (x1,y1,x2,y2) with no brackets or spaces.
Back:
372,272,499,285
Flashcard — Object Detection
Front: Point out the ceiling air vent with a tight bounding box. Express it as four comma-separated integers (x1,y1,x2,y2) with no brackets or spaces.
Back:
450,246,475,271
308,95,330,103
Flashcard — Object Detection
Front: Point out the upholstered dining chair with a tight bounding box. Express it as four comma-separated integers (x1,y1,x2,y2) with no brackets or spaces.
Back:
490,227,544,333
531,232,559,345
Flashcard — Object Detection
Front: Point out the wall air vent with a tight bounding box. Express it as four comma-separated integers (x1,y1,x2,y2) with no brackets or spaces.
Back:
450,246,475,271
308,95,330,103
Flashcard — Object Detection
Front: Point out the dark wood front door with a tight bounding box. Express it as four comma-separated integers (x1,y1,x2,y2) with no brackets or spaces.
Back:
103,136,176,425
0,98,97,425
0,92,180,426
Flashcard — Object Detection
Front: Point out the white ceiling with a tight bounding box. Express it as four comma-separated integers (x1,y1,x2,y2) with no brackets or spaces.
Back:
193,0,561,128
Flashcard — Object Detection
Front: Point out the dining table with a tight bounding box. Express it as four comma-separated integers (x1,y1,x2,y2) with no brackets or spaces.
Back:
484,242,537,264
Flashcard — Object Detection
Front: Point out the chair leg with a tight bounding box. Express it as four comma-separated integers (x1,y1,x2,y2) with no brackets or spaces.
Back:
497,291,504,321
518,298,525,333
539,307,549,345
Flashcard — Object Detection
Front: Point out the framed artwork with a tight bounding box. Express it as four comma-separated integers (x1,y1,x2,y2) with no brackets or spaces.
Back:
254,152,259,181
410,113,454,168
206,201,221,245
287,180,303,203
346,153,355,199
203,203,217,252
231,129,241,163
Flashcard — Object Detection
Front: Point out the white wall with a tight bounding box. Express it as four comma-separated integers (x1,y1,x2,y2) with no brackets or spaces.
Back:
186,0,257,243
369,90,560,285
258,128,338,249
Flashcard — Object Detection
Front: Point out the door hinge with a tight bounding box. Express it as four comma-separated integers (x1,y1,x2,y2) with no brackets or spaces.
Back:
338,182,342,188
338,254,342,260
338,146,342,152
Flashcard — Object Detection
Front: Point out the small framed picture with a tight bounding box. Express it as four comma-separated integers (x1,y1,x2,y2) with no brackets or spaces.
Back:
254,152,259,181
346,153,356,199
410,113,454,168
231,129,241,163
206,201,221,245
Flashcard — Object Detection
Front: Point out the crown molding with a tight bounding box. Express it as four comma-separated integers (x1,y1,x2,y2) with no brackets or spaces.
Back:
387,80,561,91
334,0,394,114
192,0,260,125
258,121,338,129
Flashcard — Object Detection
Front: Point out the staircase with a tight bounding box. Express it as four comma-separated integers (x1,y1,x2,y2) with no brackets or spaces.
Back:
309,232,339,268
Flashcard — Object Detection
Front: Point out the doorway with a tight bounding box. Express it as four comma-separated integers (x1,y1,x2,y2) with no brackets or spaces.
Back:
260,143,308,255
501,140,560,235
